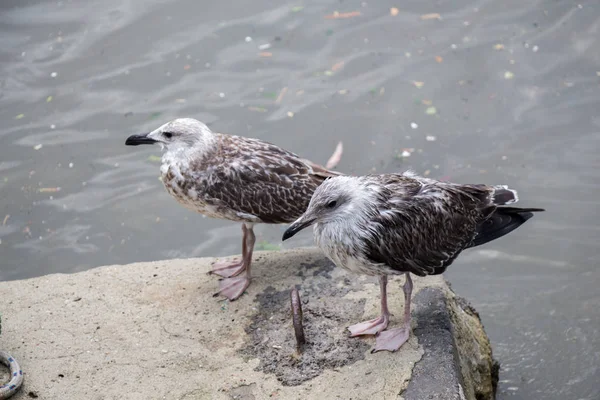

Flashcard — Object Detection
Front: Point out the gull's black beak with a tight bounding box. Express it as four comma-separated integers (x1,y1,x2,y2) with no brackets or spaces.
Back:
282,217,316,241
125,133,157,146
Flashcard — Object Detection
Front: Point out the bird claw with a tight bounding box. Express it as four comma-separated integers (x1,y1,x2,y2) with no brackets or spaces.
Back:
210,259,244,278
213,276,250,301
371,326,410,353
348,315,389,337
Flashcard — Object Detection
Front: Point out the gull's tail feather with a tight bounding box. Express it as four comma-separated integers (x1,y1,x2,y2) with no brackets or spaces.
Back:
469,206,545,248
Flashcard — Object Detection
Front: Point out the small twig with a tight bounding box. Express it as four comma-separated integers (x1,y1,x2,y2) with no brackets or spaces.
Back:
290,288,305,352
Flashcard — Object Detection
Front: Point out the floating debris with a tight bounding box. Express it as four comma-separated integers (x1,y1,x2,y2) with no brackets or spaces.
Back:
248,106,268,112
38,187,61,193
426,135,437,141
390,7,399,16
245,36,252,42
291,6,304,12
410,122,419,129
34,144,43,150
425,106,437,115
259,51,272,57
258,43,271,50
412,81,424,88
50,72,58,78
46,96,53,102
401,150,412,158
147,155,162,162
183,64,191,70
50,124,56,129
15,114,24,120
325,142,344,169
532,45,539,52
287,111,294,118
331,61,344,71
2,215,9,225
325,11,361,19
275,87,288,104
494,43,505,50
435,56,443,63
68,162,74,168
420,13,441,20
504,71,515,80
219,92,225,98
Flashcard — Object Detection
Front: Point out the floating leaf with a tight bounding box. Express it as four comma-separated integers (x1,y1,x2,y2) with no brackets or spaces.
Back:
331,61,344,71
248,106,268,112
420,13,441,20
425,106,437,115
325,11,361,19
39,187,61,193
262,92,277,99
147,155,162,163
291,6,304,12
46,96,53,103
493,43,505,50
326,142,344,169
413,81,424,88
149,112,162,119
504,71,514,80
15,114,24,120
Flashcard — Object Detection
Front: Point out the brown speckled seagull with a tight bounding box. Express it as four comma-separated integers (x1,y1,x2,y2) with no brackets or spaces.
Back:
125,118,341,300
282,172,544,352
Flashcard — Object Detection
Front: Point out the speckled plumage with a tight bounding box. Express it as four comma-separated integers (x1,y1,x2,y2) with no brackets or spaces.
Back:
161,133,339,224
126,117,341,301
283,171,544,352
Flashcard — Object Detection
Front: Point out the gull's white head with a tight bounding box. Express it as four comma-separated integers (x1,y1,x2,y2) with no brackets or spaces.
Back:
125,118,215,153
282,176,371,241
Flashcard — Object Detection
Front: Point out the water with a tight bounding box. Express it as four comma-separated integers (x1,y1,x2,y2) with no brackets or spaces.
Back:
1,0,599,398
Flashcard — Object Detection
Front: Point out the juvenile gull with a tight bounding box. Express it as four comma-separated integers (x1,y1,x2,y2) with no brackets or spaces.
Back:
282,172,544,352
125,118,341,300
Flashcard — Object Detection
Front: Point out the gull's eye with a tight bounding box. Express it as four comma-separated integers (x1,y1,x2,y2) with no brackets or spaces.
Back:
164,132,173,139
326,200,337,209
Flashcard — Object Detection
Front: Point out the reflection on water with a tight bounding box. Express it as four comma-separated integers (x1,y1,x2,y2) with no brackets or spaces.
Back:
1,0,599,398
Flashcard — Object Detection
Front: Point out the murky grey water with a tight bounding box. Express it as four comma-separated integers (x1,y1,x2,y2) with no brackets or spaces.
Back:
1,0,599,398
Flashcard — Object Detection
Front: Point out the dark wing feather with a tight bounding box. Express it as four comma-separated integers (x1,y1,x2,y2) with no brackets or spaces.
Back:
196,134,341,223
363,174,493,276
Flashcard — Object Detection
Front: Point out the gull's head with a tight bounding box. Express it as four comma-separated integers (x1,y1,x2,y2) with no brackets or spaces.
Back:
125,118,215,152
282,176,363,241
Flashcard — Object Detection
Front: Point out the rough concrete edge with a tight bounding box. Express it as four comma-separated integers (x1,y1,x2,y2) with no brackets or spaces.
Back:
403,283,498,400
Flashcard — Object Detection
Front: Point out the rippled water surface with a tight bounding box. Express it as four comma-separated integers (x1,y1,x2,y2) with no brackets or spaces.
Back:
1,0,599,398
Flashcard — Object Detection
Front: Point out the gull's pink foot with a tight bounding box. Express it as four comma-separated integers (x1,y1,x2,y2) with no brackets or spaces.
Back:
348,315,390,336
213,275,250,301
210,259,244,278
372,326,410,353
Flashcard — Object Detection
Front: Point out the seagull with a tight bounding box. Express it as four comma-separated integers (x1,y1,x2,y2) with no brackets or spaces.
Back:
282,171,544,352
125,118,341,300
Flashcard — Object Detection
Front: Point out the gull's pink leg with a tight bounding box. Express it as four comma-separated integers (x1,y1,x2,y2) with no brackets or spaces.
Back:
210,224,248,278
214,223,255,301
348,275,390,336
373,272,413,352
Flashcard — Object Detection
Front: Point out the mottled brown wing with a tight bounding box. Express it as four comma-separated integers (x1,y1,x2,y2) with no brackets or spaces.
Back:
363,175,486,276
203,135,341,223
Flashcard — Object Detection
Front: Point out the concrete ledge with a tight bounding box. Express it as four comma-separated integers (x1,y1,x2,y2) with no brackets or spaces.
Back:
0,248,497,399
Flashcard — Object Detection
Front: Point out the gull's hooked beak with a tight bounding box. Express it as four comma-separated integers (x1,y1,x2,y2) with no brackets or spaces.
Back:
125,133,157,146
282,216,316,241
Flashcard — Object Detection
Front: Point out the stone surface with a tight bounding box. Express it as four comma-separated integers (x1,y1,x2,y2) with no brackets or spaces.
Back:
0,248,496,399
